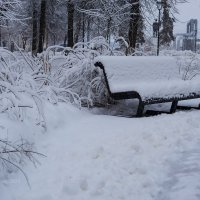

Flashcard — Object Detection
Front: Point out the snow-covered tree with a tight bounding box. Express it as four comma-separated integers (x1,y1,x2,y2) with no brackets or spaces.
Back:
160,0,174,46
0,0,23,24
0,0,24,46
38,0,47,53
128,0,140,49
0,0,187,51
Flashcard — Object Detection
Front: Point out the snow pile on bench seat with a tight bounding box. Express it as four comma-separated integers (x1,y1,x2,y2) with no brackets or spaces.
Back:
95,56,200,101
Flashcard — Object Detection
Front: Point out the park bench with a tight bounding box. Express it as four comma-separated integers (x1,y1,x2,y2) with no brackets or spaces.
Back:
94,56,200,117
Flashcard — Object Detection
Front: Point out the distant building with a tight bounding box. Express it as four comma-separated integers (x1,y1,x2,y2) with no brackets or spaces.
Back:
187,19,198,34
175,19,198,52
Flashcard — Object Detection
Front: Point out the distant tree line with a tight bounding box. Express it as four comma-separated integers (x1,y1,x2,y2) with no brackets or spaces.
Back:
0,0,186,54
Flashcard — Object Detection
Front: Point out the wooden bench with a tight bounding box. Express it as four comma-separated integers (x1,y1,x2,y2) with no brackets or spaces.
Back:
94,56,200,117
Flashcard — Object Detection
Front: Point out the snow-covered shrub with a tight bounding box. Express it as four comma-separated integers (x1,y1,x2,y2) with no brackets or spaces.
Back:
177,53,200,80
0,137,44,186
160,49,195,57
0,49,48,184
42,37,126,106
161,50,200,80
0,48,45,127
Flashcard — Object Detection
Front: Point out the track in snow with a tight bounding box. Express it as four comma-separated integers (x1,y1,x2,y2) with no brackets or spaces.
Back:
157,144,200,200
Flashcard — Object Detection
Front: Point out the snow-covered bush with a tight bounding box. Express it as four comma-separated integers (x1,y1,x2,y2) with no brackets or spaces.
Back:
0,48,49,184
161,50,200,80
0,37,126,123
0,137,44,186
177,53,200,80
0,48,45,127
42,37,126,106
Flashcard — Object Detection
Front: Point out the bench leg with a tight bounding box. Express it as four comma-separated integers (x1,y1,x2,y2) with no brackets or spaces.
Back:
136,100,144,117
170,100,178,113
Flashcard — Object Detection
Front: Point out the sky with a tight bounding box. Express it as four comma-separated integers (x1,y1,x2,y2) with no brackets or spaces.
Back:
174,0,200,35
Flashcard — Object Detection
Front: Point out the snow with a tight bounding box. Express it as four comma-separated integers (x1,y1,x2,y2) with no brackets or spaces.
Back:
95,56,200,101
1,49,200,200
1,102,200,200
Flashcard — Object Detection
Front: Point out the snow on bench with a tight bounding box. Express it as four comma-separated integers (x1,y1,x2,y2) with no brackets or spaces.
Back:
94,56,200,116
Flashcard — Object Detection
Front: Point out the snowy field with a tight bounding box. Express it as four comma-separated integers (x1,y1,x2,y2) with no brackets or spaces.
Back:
1,0,200,199
1,101,200,200
1,44,200,200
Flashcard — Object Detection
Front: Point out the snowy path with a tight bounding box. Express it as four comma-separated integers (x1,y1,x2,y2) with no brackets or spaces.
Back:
157,145,200,200
1,103,200,200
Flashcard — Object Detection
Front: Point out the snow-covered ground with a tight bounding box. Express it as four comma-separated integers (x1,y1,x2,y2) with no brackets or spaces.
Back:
1,101,200,200
1,47,200,199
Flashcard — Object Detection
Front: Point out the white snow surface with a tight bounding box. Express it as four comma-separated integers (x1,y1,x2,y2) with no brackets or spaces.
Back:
1,102,200,200
95,56,200,101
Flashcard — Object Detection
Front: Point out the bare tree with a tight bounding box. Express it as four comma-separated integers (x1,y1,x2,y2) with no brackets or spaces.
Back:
128,0,140,49
32,0,39,55
0,0,188,51
67,0,74,47
0,0,23,46
38,0,47,53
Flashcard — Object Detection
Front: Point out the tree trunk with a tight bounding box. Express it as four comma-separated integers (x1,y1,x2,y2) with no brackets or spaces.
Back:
0,26,2,47
160,0,174,46
32,0,38,56
38,0,46,53
44,26,48,49
82,13,85,45
74,14,81,44
63,33,67,47
87,17,91,42
67,0,74,47
128,0,140,49
106,17,112,44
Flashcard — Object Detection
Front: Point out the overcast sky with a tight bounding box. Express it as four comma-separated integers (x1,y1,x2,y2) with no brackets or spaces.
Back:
174,0,200,35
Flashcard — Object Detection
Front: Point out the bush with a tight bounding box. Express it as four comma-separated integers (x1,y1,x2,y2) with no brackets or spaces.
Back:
0,48,45,127
42,37,126,107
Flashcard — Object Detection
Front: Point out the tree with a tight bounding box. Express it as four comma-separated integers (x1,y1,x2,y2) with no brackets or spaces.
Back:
77,0,132,43
67,0,74,47
137,13,145,45
0,0,186,51
128,0,140,49
160,0,174,46
0,0,23,46
38,0,47,53
0,0,23,23
46,0,67,46
32,0,39,55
